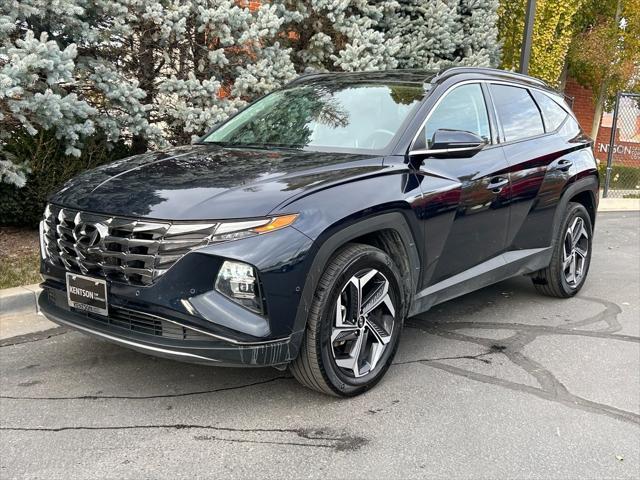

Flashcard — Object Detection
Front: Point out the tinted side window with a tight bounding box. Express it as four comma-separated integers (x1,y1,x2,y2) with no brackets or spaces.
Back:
490,84,544,141
532,90,568,131
424,83,490,147
557,115,581,138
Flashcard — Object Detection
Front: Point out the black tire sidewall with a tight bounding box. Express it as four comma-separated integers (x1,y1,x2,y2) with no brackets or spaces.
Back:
317,248,403,396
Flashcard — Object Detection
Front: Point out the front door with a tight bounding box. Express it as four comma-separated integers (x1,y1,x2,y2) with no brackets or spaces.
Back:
414,82,511,287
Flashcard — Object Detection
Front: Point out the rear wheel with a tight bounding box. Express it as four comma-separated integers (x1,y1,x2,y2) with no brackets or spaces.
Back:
532,202,593,298
290,243,404,396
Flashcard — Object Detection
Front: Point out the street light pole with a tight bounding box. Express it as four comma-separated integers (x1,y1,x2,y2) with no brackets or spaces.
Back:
519,0,536,74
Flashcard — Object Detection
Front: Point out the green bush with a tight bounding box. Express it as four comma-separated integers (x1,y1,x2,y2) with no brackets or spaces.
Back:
0,131,133,227
597,163,640,191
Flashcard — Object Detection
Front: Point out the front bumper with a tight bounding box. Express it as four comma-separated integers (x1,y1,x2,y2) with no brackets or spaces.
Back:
39,284,302,367
38,219,315,366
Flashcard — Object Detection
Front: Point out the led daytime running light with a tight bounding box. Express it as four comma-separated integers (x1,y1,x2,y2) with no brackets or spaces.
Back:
210,214,298,242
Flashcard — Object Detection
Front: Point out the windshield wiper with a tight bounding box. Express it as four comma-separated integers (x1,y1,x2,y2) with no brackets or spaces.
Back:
220,142,303,151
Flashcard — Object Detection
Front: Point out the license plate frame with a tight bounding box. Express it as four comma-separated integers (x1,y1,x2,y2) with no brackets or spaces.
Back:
66,272,109,317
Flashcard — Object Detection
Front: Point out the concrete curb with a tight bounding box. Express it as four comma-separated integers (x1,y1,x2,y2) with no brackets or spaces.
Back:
598,197,640,212
0,284,42,319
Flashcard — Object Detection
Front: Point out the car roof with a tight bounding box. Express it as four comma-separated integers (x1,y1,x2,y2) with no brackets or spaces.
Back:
286,67,553,92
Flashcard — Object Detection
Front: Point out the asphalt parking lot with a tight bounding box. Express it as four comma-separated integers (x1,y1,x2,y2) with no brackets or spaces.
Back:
1,212,639,479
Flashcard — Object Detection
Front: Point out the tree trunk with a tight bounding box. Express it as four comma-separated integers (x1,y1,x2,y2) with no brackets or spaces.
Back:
131,25,157,154
590,81,607,141
558,57,568,91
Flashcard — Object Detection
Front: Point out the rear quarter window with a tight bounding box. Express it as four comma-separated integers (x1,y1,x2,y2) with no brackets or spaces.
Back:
557,115,581,138
532,90,569,132
490,84,545,142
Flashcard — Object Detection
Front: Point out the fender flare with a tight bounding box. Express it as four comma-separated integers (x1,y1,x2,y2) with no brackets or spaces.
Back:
552,175,599,240
290,211,421,338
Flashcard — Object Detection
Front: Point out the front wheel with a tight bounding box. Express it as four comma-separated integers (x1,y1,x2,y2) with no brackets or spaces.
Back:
290,243,404,396
532,202,593,298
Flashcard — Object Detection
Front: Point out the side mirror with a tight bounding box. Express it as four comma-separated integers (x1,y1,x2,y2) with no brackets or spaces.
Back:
410,129,487,159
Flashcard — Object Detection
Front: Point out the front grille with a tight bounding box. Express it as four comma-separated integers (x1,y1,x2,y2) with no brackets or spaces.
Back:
43,205,217,285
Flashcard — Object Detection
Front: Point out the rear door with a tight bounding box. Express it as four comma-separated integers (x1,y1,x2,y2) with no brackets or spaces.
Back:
415,82,511,287
488,83,575,251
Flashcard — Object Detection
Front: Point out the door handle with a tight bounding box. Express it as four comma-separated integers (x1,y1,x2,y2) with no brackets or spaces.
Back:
487,176,509,193
556,159,572,172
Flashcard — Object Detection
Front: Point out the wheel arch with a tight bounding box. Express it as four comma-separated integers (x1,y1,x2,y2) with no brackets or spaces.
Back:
555,175,599,233
291,211,421,338
568,188,597,228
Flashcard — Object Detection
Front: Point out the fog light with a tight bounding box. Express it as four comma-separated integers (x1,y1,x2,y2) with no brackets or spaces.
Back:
215,260,263,313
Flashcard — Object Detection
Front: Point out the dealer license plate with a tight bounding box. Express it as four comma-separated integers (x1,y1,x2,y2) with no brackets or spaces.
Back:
66,273,108,316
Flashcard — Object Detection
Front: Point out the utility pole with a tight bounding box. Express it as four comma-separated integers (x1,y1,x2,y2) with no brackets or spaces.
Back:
519,0,536,74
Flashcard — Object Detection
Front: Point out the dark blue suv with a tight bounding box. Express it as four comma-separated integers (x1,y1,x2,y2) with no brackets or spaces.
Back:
39,67,598,396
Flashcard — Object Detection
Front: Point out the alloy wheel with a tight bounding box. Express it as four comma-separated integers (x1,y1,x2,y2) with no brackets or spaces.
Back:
562,216,589,287
330,268,396,378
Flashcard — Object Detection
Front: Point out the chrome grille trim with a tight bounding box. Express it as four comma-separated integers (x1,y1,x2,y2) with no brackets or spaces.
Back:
43,205,218,286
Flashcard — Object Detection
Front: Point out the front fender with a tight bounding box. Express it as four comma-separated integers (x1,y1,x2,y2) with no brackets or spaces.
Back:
290,211,422,337
277,170,425,343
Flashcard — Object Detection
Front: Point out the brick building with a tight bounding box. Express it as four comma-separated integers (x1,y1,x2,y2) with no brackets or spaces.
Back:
563,78,640,167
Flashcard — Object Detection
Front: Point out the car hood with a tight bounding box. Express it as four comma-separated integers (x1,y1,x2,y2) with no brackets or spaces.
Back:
50,144,386,220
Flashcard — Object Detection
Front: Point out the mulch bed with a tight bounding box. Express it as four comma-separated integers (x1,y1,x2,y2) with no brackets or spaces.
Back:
0,227,41,289
0,227,39,258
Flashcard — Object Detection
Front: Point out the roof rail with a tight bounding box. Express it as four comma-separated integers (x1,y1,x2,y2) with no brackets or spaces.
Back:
285,71,332,86
433,67,549,88
285,69,438,87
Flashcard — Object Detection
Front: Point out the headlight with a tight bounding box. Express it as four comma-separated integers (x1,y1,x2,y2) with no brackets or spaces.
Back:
210,216,298,314
215,260,263,314
210,214,298,243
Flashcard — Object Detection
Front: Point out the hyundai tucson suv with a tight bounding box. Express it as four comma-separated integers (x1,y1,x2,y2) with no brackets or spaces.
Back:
38,67,598,396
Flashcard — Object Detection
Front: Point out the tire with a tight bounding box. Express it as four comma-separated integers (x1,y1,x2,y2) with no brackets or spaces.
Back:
531,202,593,298
290,243,404,396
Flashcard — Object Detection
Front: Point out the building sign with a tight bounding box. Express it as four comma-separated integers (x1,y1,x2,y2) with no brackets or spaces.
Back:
596,142,640,162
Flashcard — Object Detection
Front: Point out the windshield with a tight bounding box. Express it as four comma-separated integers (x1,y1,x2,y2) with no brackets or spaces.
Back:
203,83,425,152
